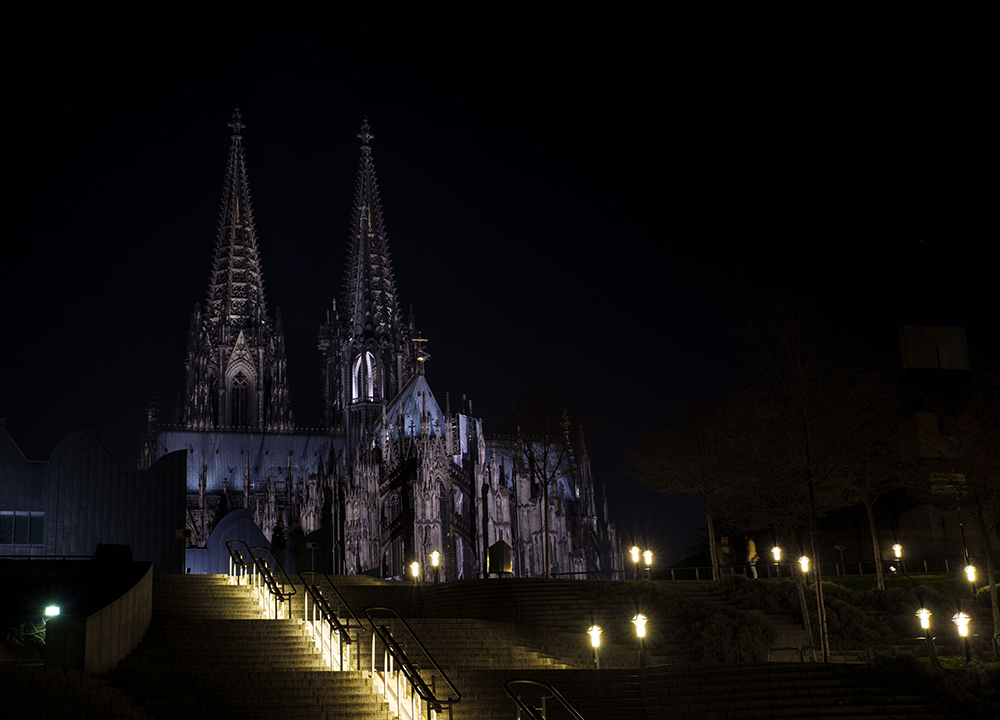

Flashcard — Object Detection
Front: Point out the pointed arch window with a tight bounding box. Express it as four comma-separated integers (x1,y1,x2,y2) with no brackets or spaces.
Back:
351,351,376,402
231,372,250,427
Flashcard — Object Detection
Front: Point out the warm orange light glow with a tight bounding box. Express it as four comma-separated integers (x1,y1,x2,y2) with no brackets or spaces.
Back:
917,608,931,630
588,625,602,648
632,613,647,638
953,612,970,637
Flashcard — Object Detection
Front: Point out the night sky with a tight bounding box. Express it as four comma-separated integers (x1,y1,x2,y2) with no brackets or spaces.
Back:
2,8,992,565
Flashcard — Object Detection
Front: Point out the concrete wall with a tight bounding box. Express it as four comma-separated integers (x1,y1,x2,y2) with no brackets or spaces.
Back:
84,564,153,675
44,563,153,675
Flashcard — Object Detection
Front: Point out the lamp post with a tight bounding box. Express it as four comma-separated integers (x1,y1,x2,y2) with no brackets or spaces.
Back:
430,551,441,583
965,565,977,599
643,550,653,580
917,608,937,663
630,546,640,581
587,624,602,669
799,555,810,575
953,611,971,664
632,613,647,668
892,543,903,575
409,561,420,585
771,546,781,578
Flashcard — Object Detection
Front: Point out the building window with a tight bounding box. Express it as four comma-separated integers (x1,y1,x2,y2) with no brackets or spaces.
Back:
231,372,250,426
0,512,45,545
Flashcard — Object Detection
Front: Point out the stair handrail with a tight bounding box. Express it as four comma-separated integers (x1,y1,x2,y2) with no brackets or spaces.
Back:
244,545,296,618
365,606,462,719
298,571,361,671
225,540,253,584
249,545,297,598
503,678,586,720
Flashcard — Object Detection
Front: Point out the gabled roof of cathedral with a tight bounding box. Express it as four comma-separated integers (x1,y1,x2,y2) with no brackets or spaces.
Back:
379,372,446,440
343,118,402,345
205,108,270,338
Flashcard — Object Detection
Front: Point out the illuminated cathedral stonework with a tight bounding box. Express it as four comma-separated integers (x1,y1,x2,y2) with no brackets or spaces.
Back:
141,111,621,580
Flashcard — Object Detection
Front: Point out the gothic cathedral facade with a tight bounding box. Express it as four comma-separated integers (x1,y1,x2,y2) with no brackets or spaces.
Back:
141,111,621,581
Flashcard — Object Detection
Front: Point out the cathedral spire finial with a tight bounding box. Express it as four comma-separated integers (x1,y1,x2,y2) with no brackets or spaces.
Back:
357,117,374,148
228,107,245,140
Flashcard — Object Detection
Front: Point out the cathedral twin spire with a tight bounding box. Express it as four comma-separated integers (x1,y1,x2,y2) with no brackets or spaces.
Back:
343,118,403,351
206,107,270,345
183,109,290,432
185,109,413,439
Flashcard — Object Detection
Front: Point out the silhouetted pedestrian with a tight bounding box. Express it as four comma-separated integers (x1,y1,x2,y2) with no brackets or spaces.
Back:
718,535,733,576
745,533,758,579
270,520,286,567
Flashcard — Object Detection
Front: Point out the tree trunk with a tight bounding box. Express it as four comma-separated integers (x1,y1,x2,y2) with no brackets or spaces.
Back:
808,479,830,662
705,501,718,581
796,573,818,662
865,499,885,591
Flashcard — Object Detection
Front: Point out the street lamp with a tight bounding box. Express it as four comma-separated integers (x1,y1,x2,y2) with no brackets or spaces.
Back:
409,561,420,584
632,613,648,668
965,564,977,599
953,612,972,664
892,543,903,575
917,608,931,631
430,551,441,583
772,546,781,578
587,624,602,669
643,550,653,580
631,546,640,581
44,606,60,617
917,607,937,663
799,556,810,574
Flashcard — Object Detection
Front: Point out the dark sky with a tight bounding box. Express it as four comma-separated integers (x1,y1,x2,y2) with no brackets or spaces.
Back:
1,8,992,565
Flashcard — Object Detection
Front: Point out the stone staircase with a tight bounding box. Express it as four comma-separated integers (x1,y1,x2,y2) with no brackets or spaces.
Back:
102,574,392,719
0,663,153,719
3,574,951,719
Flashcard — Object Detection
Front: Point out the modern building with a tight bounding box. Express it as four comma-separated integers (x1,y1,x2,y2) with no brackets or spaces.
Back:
0,420,186,574
141,111,621,581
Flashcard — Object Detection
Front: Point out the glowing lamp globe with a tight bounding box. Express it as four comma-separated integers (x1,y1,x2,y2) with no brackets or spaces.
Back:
632,613,648,638
587,625,602,648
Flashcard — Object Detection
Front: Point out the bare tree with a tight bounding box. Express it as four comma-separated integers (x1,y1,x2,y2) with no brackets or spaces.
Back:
728,298,857,662
839,372,902,591
627,394,732,580
917,369,1000,651
503,387,592,579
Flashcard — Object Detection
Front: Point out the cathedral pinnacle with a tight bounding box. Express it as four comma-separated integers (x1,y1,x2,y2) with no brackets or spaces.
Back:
228,107,245,141
357,117,374,149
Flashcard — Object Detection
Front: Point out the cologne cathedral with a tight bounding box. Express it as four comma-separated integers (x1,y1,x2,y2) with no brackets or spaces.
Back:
140,110,621,581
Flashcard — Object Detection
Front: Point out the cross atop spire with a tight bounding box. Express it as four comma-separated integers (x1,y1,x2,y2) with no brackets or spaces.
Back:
357,117,374,148
228,107,245,139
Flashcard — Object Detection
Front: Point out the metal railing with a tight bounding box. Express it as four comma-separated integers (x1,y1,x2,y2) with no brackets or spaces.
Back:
224,540,296,619
770,635,987,664
365,606,461,720
658,559,990,582
298,571,364,671
503,678,586,720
